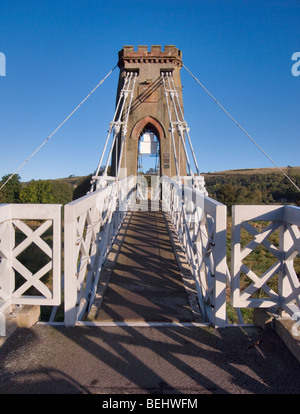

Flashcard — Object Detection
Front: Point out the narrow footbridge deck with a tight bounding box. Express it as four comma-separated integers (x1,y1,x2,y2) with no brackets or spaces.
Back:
90,207,201,324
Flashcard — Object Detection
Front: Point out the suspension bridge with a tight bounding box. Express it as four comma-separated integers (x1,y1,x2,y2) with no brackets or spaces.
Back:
0,46,300,393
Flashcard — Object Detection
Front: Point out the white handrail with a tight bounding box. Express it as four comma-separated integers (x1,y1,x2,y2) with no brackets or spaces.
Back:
161,176,227,327
64,175,136,326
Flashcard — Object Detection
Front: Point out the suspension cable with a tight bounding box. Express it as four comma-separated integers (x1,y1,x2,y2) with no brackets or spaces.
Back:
0,64,118,192
182,63,300,193
93,72,130,179
117,72,138,178
90,70,138,193
161,73,180,178
165,72,193,177
103,72,133,177
168,71,201,176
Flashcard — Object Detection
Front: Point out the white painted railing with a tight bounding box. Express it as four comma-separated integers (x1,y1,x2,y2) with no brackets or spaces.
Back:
135,174,161,211
161,176,228,327
64,175,136,326
1,192,299,331
231,205,300,320
0,204,61,333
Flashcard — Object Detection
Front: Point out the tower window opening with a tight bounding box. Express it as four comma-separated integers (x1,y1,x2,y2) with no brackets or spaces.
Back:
137,131,160,176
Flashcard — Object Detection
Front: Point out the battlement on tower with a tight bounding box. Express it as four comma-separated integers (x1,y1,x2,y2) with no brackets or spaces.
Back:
118,45,182,67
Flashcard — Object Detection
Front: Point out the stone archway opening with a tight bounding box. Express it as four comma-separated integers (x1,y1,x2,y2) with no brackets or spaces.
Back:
137,131,160,176
130,116,167,179
136,125,162,205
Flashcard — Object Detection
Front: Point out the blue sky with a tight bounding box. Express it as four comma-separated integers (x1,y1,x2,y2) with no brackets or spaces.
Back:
0,0,299,181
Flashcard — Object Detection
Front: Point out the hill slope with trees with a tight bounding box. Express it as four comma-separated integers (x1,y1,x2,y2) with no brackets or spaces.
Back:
203,167,300,209
1,167,299,208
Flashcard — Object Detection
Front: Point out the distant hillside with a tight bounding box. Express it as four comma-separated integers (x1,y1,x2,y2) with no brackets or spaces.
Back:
203,166,300,176
202,166,300,207
54,175,93,200
50,166,300,207
54,175,87,187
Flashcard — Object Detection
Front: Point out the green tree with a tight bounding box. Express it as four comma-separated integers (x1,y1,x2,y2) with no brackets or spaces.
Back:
20,180,55,204
216,184,237,208
50,181,73,204
235,186,248,204
0,174,22,203
249,189,263,204
19,179,73,204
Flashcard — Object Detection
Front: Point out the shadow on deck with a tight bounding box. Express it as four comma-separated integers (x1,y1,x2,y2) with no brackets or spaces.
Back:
88,206,202,323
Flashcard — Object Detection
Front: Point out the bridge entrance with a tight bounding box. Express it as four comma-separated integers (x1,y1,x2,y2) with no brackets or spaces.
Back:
80,45,209,325
84,46,207,324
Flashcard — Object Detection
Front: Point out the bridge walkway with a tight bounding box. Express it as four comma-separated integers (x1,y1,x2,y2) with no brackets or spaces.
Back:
88,203,202,324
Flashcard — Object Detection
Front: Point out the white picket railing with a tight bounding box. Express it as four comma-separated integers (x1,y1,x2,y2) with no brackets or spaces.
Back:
0,204,61,333
231,205,300,320
161,176,228,327
64,175,136,326
1,193,299,331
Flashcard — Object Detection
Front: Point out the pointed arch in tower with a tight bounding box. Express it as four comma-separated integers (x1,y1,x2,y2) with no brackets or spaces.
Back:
131,116,166,142
130,116,165,176
126,116,172,177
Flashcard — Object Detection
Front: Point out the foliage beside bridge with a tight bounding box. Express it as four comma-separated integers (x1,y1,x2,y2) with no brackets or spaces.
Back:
0,174,73,205
204,169,300,208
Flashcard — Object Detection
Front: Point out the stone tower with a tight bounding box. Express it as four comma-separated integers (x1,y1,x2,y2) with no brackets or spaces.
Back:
111,45,187,178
